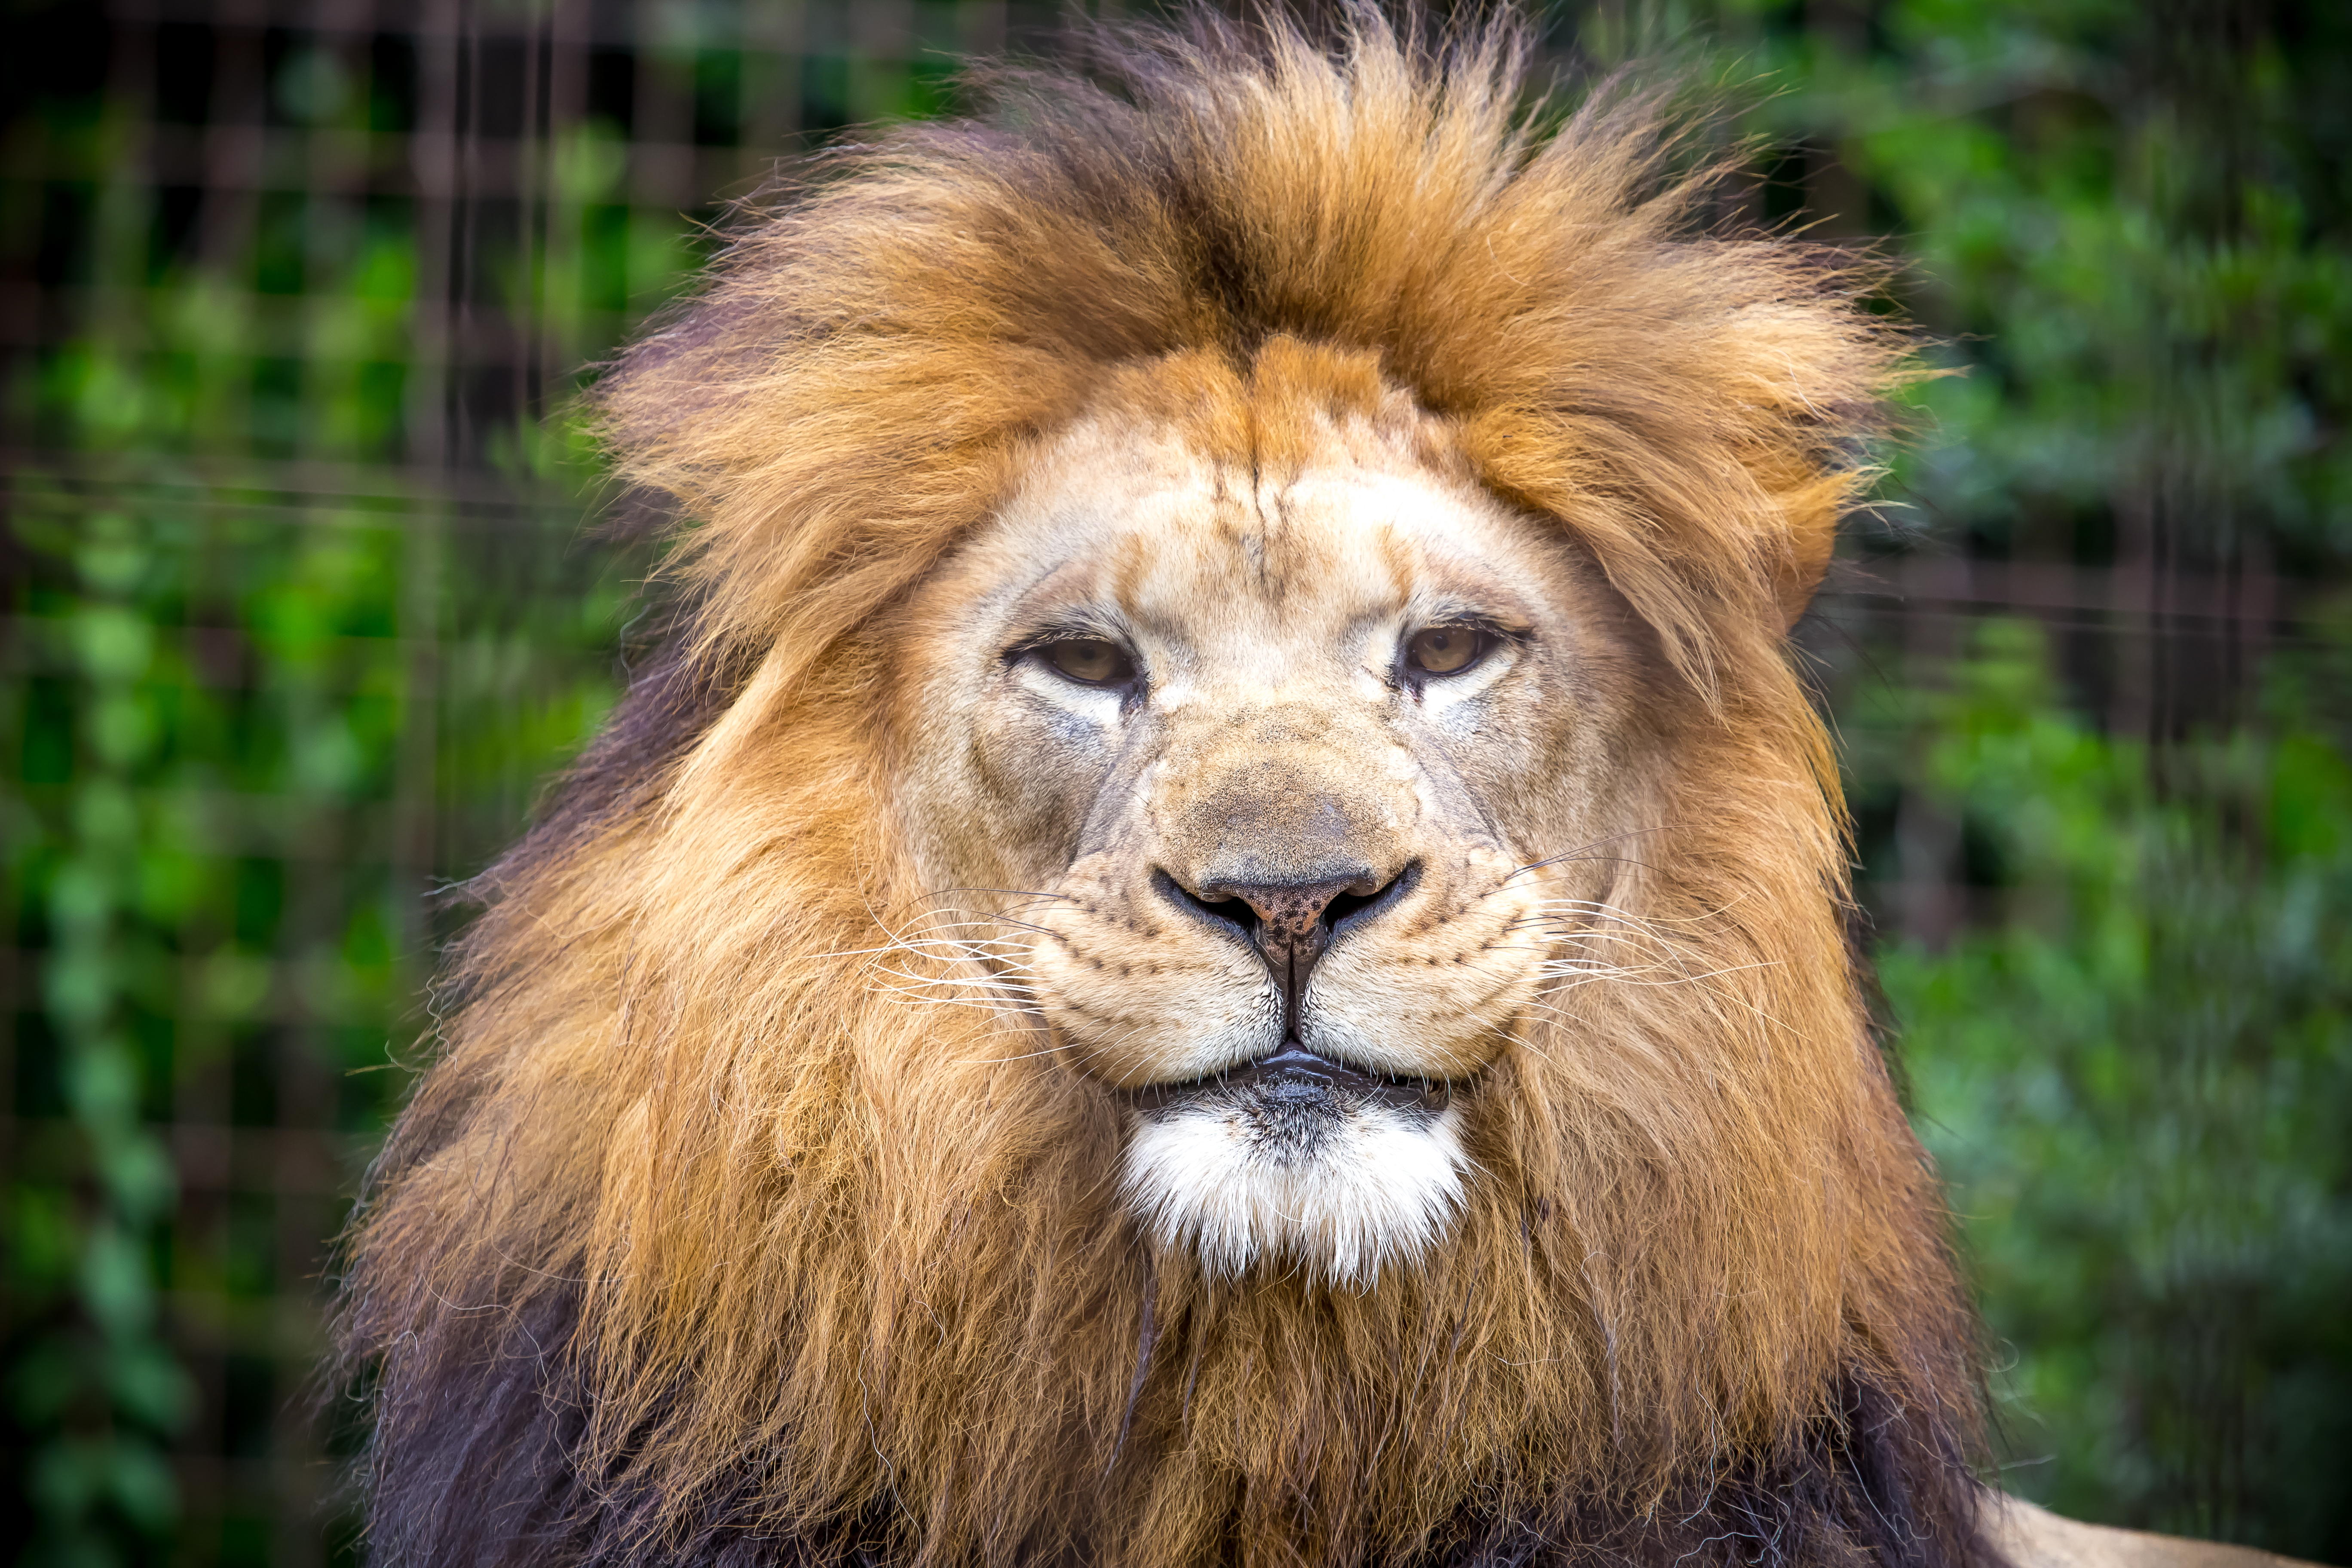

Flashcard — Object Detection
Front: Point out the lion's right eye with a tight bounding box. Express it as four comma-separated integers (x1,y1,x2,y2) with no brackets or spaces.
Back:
1405,624,1488,677
1041,639,1137,688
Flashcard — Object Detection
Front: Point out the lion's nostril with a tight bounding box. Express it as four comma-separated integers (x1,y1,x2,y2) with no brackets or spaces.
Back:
1150,869,1256,946
1326,861,1421,939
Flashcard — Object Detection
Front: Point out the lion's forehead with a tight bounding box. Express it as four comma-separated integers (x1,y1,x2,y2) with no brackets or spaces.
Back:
986,420,1552,665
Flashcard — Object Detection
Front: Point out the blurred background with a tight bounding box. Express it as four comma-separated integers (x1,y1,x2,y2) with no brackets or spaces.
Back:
2,0,2347,1564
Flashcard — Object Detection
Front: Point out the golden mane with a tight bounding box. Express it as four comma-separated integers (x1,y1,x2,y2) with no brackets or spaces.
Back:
336,12,1985,1567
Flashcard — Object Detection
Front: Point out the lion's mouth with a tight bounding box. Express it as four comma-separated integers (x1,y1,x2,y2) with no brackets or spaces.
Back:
1128,1042,1454,1118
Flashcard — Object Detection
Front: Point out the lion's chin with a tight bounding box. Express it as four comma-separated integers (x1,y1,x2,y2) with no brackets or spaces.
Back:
1119,1046,1473,1286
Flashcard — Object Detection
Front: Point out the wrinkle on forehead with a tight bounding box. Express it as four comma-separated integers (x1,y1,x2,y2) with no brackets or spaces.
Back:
992,344,1520,649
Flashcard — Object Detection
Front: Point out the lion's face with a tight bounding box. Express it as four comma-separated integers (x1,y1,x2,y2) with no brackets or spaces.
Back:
895,351,1656,1281
345,23,1997,1562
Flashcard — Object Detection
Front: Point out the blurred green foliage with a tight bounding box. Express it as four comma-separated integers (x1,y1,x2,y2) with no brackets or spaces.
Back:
1697,0,2352,1554
10,510,198,1560
1890,620,2352,1552
1679,0,2352,564
6,475,636,1565
1687,0,2352,1555
4,0,2350,1563
3,14,662,1557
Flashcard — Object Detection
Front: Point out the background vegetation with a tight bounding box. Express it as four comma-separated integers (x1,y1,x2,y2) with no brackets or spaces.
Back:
3,0,2346,1564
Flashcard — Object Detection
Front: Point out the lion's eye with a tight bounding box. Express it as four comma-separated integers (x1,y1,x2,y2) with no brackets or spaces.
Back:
1041,639,1137,687
1405,625,1486,677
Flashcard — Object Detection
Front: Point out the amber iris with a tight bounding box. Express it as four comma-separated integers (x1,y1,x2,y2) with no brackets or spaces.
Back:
1044,639,1137,686
1405,625,1484,675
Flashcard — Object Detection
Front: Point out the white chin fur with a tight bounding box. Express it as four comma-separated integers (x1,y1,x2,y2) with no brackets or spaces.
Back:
1120,1101,1471,1286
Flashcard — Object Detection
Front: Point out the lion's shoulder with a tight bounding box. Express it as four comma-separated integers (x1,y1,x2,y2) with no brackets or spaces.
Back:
1992,1498,2324,1568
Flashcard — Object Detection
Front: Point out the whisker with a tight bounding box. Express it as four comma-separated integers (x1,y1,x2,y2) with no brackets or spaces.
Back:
911,885,1075,906
1502,828,1669,883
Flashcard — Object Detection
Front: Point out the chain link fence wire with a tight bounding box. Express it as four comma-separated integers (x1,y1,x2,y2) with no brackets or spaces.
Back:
2,5,1054,1560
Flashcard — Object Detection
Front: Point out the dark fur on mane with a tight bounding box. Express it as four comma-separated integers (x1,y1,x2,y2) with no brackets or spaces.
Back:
357,1277,1987,1568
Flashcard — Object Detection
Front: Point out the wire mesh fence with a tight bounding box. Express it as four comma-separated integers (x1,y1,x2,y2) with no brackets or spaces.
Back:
4,5,1058,1560
4,1,2349,1565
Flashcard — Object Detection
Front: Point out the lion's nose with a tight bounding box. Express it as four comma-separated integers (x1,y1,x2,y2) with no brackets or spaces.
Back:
1154,865,1418,1039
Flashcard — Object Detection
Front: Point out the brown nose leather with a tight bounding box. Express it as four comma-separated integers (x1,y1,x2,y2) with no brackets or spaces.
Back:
1199,875,1376,1035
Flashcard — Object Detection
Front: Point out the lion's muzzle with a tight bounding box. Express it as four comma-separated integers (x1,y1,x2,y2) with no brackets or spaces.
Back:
1034,720,1516,1281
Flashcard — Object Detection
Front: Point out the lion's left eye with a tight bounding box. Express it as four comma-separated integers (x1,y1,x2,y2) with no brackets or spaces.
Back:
1405,625,1487,677
1041,639,1137,687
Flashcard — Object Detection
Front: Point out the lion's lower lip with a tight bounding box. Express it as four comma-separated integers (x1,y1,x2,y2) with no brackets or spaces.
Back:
1128,1042,1454,1115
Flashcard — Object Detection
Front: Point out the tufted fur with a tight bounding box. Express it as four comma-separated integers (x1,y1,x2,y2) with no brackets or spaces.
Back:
334,10,1994,1568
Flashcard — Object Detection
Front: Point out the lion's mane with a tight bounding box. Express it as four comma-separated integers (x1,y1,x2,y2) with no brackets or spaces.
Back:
337,12,1990,1568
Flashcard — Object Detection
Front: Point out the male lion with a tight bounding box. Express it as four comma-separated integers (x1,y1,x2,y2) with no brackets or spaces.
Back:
333,12,2301,1568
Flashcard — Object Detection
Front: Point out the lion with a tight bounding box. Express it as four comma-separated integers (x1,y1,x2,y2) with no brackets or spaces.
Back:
331,12,2307,1568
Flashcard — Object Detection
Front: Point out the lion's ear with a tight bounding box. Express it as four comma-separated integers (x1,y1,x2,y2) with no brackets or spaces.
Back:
1770,470,1851,631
